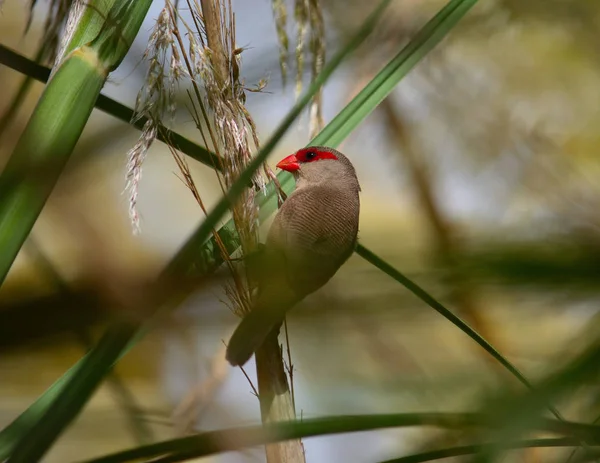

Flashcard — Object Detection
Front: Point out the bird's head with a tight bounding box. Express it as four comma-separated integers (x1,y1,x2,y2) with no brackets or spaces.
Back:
276,146,360,190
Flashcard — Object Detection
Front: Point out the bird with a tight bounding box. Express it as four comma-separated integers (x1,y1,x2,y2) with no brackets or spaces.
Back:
225,146,361,366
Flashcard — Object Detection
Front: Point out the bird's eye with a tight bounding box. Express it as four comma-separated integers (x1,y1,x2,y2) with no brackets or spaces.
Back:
304,151,317,160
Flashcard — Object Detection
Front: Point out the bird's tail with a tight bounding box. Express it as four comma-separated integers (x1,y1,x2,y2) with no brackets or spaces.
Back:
226,306,285,367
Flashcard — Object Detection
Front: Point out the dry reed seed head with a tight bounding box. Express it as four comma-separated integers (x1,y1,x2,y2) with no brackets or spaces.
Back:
27,0,74,65
125,120,157,234
195,3,262,251
270,0,290,84
225,280,248,316
51,0,84,72
126,4,186,232
294,0,309,98
150,0,268,261
188,35,203,75
168,48,185,122
288,0,325,137
134,6,178,120
308,0,325,137
149,7,174,53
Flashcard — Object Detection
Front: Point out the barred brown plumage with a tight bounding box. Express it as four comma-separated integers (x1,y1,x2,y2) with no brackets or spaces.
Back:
226,147,361,367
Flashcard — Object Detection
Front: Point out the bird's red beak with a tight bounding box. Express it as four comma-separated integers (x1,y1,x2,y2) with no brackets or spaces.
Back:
276,154,301,172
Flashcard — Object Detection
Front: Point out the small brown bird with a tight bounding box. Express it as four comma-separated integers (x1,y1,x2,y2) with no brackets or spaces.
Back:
226,146,361,366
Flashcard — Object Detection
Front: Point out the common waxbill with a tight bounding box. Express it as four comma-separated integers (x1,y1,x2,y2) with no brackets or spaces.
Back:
226,146,361,366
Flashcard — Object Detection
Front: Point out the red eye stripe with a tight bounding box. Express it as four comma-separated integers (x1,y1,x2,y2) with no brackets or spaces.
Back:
295,148,338,163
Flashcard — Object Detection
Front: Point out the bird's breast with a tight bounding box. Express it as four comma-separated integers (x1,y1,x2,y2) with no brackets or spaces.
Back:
266,185,359,296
